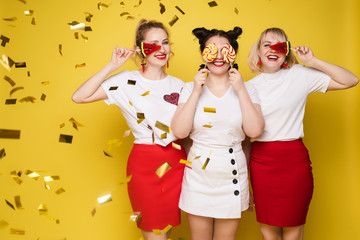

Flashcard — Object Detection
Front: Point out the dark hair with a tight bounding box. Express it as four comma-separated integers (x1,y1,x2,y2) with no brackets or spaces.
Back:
192,27,243,53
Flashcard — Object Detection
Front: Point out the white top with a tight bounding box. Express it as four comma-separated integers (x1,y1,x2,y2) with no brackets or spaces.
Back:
246,64,331,142
101,70,184,146
178,82,260,148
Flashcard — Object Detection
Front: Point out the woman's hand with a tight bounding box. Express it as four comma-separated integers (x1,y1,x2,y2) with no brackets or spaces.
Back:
110,46,135,70
229,67,245,93
193,68,208,94
293,46,314,65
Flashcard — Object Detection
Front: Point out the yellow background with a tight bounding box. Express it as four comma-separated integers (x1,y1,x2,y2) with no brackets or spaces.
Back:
0,0,359,239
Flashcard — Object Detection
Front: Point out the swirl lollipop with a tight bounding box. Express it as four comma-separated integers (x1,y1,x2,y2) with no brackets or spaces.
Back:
202,43,218,62
221,43,236,63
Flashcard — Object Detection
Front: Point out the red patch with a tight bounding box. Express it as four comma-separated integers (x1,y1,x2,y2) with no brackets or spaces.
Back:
163,93,179,105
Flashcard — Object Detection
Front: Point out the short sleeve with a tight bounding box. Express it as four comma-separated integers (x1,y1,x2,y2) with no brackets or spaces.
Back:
100,70,130,105
244,82,260,104
297,65,331,93
178,82,194,104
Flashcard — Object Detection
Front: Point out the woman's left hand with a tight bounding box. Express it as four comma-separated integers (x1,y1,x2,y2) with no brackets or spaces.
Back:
229,67,244,92
294,46,315,65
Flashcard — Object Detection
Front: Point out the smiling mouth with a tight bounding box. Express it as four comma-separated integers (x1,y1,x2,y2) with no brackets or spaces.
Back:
155,54,166,60
213,61,225,67
267,55,279,61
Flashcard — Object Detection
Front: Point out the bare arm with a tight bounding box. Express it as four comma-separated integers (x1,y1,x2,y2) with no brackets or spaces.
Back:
294,46,359,91
72,47,135,103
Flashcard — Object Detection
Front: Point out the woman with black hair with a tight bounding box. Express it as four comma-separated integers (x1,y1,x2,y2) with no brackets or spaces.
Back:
171,27,264,240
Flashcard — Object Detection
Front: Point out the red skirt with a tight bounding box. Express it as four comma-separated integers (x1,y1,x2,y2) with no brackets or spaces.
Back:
127,142,186,231
250,139,313,227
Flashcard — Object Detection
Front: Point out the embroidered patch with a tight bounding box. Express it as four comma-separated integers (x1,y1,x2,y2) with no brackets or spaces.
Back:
163,92,179,105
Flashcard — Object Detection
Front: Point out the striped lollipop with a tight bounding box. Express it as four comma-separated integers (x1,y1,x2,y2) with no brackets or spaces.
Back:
202,43,218,62
221,43,236,63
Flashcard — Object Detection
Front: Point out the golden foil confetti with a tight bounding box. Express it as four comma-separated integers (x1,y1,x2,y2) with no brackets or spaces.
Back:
10,228,25,235
24,10,34,16
141,90,151,96
59,123,65,128
0,35,10,47
69,117,84,130
118,175,132,185
202,158,210,170
10,86,24,97
17,0,26,4
4,75,16,86
127,79,136,85
27,71,30,76
234,7,239,15
74,32,79,39
133,0,142,7
155,162,171,178
168,15,179,27
1,54,15,70
163,224,173,233
5,199,16,210
129,212,142,222
59,44,62,56
14,195,24,209
0,129,20,139
129,101,133,106
203,124,213,128
159,3,165,14
152,132,155,143
19,96,36,103
2,17,17,21
204,107,216,113
44,176,60,182
75,63,86,68
0,148,5,159
44,183,51,190
180,159,191,165
120,1,125,7
153,229,162,236
109,86,118,91
126,16,135,20
0,220,9,229
25,170,40,180
123,129,131,137
10,171,23,184
208,1,218,7
91,207,96,217
155,121,171,133
97,194,112,204
41,81,50,85
103,150,112,157
84,12,93,22
40,93,46,101
106,138,122,152
38,204,48,215
81,34,88,42
175,6,185,14
59,134,73,143
55,188,66,195
160,133,167,139
5,99,17,105
98,2,109,10
70,22,85,30
31,17,36,25
120,12,130,17
172,142,181,150
15,62,26,68
137,112,145,119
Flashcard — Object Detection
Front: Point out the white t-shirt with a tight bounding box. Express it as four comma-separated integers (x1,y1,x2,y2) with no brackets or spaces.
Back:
178,82,260,148
246,64,331,142
101,70,184,146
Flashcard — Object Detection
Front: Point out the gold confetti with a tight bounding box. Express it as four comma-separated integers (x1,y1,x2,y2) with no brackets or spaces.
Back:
155,162,171,178
152,132,155,143
5,99,16,104
120,1,125,7
168,15,179,27
155,121,171,133
59,123,65,128
106,138,122,152
129,101,133,106
0,148,5,159
130,212,142,222
84,12,93,22
10,228,25,235
27,71,30,76
141,90,151,96
126,16,135,20
127,79,136,85
204,107,216,113
91,207,96,217
55,188,66,195
4,75,16,86
172,142,181,150
10,171,22,184
120,12,130,17
14,195,24,209
74,32,79,39
41,81,50,85
133,0,142,7
5,199,16,210
38,204,48,215
44,176,60,182
31,17,36,25
24,10,34,16
0,35,10,47
118,175,132,185
59,134,73,143
175,6,185,14
234,7,239,15
75,63,86,68
0,129,20,139
137,112,145,120
202,158,210,170
25,170,40,180
163,224,172,233
19,96,35,103
97,194,112,204
98,2,109,10
208,1,218,7
9,86,24,97
40,93,46,101
153,229,162,236
81,34,88,42
123,129,131,137
15,62,26,68
103,150,112,157
203,124,213,128
44,183,51,190
17,0,26,4
159,3,165,14
160,133,167,139
180,159,191,165
59,44,62,56
109,86,118,90
70,22,85,30
0,220,9,229
69,117,84,130
2,17,17,21
1,54,15,70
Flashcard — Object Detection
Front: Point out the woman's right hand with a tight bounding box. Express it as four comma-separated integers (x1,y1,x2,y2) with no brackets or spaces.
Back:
110,46,135,69
193,68,208,94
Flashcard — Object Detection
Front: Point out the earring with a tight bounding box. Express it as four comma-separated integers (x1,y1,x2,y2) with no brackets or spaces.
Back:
141,58,146,72
167,61,169,69
281,60,288,68
257,58,262,66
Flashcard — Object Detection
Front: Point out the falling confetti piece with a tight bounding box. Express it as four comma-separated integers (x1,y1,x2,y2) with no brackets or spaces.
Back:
0,129,20,139
75,63,86,68
153,229,162,236
91,208,96,217
31,17,36,25
59,134,73,143
109,86,118,90
41,81,50,85
55,188,66,195
9,86,24,97
103,150,113,157
127,79,136,85
118,175,132,185
208,1,218,7
25,170,40,180
81,34,88,42
155,121,171,133
163,224,173,233
159,3,165,14
5,99,16,105
0,54,15,70
0,35,10,47
123,129,131,137
120,12,130,17
5,199,16,210
120,1,125,7
98,2,109,10
234,7,239,15
155,162,171,178
70,22,85,30
44,176,60,182
97,194,112,204
10,228,25,235
175,6,185,14
59,123,65,128
160,133,167,139
129,212,142,222
0,220,9,229
133,0,142,7
44,183,51,190
10,171,22,184
180,159,191,165
203,124,213,128
106,138,122,152
2,17,17,21
24,10,34,16
172,142,181,150
0,148,6,159
204,107,216,113
27,71,30,76
15,62,26,68
38,204,48,215
14,195,24,209
74,32,79,39
40,93,46,101
141,90,151,96
17,0,26,4
168,15,179,27
19,96,36,103
202,158,210,170
84,12,93,22
69,117,84,130
4,75,15,86
137,112,145,120
85,26,92,31
59,44,63,56
126,16,135,20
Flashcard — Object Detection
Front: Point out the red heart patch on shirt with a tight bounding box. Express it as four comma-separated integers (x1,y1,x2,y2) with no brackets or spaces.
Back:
163,93,180,105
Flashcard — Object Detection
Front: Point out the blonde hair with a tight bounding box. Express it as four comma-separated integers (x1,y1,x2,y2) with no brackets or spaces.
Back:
248,28,298,74
133,19,171,66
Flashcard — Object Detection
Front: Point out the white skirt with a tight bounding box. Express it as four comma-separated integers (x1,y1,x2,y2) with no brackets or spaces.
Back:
179,143,249,218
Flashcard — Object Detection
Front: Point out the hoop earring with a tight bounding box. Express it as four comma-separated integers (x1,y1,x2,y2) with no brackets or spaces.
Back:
141,58,146,72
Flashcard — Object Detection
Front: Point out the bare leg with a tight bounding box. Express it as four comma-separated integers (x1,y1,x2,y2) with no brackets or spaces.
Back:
187,213,214,240
283,225,304,240
213,218,240,240
260,223,283,240
142,230,168,240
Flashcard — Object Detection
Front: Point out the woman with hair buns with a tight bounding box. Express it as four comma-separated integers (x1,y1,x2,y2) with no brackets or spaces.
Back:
171,27,264,240
72,19,186,240
247,27,358,240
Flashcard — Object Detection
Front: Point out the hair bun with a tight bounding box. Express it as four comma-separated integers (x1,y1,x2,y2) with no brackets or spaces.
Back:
227,26,242,39
192,27,211,42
